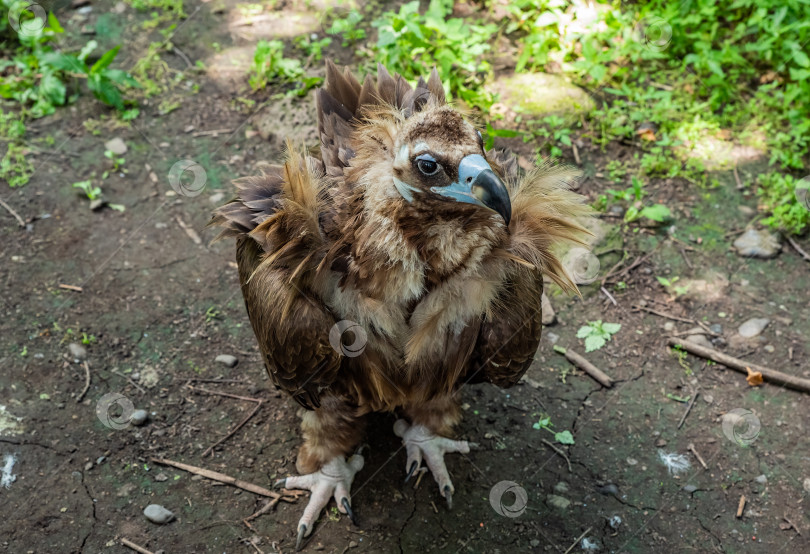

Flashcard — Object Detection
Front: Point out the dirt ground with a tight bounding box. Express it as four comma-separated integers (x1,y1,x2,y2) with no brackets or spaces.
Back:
1,1,809,553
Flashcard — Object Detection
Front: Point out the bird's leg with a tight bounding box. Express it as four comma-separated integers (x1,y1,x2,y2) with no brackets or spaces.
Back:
396,397,471,509
277,396,366,550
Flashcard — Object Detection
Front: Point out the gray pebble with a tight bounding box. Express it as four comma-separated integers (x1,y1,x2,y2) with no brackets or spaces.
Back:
96,456,106,465
710,323,723,334
733,229,781,258
105,137,127,155
738,318,770,338
685,334,713,349
553,481,569,494
130,409,149,426
597,483,619,496
683,484,698,493
155,472,168,482
144,504,174,524
68,343,87,360
755,474,767,484
545,494,570,511
215,354,238,368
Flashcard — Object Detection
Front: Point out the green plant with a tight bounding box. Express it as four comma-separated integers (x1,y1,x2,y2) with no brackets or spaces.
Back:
72,180,102,201
249,40,321,95
625,203,671,224
328,11,366,46
757,173,809,235
0,142,33,187
656,276,689,298
576,320,621,352
103,150,126,177
372,0,497,112
294,35,332,63
532,414,575,445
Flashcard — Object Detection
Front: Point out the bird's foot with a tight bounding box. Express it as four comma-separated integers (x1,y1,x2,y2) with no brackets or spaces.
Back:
275,453,364,551
393,419,470,510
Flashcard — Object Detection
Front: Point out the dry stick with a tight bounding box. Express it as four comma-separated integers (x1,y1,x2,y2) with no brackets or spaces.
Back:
677,391,699,429
667,338,810,394
783,515,802,536
58,283,83,292
733,165,743,189
0,197,25,227
736,495,746,518
187,386,263,457
120,538,155,554
572,143,581,166
786,235,810,263
635,306,695,324
688,443,708,470
563,527,593,554
150,457,303,500
77,361,91,403
554,346,613,388
600,286,617,306
541,438,572,473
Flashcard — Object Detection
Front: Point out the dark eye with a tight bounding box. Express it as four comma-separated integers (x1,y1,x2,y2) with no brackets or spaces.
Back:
416,157,440,176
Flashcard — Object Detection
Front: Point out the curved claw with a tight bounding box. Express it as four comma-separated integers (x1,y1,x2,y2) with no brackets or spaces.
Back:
341,497,357,526
296,523,307,552
274,478,287,490
444,485,453,511
404,461,418,484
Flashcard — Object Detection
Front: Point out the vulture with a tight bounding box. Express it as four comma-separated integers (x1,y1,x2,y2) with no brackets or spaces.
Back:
211,61,590,549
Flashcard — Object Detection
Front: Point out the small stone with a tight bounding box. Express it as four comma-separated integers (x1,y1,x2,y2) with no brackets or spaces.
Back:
738,318,770,338
581,537,601,551
737,205,755,216
89,198,105,211
683,484,697,493
144,504,174,524
608,205,625,217
626,457,638,466
104,137,127,155
685,334,713,349
755,474,767,484
553,481,569,494
803,478,810,493
96,456,106,465
84,461,93,471
703,394,714,404
530,539,540,547
155,473,168,482
710,324,723,334
130,409,149,426
655,438,667,447
733,229,781,259
545,494,570,511
215,354,238,368
608,515,622,529
763,344,775,353
663,322,675,332
541,293,556,326
209,192,225,205
348,541,358,548
68,343,87,360
545,332,560,345
597,483,618,496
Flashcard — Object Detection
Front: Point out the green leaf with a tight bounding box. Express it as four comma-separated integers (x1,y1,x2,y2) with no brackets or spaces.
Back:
78,40,98,62
87,73,123,110
792,49,810,68
40,53,88,74
576,325,593,338
601,322,621,335
39,71,66,106
554,431,575,445
639,204,671,222
90,45,121,74
47,12,64,33
584,335,606,352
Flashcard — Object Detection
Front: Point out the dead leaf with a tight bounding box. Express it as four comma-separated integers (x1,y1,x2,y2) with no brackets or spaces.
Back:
745,367,763,386
637,129,656,141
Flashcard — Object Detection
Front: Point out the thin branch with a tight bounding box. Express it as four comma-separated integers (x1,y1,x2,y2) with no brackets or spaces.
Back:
121,538,155,554
563,527,593,554
554,346,613,388
0,198,25,227
541,438,572,472
77,361,91,403
786,235,810,263
677,391,698,429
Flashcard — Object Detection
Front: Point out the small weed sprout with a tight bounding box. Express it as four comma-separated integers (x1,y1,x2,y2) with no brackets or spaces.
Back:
577,320,621,352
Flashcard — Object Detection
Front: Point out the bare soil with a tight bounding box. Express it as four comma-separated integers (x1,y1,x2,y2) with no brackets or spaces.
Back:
1,1,809,553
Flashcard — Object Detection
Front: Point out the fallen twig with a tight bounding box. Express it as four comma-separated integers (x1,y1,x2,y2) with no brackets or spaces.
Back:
600,286,617,306
786,235,810,263
175,216,202,245
677,391,698,429
192,128,233,137
187,385,263,457
688,443,708,470
635,306,695,324
121,537,155,554
572,143,581,166
736,495,746,518
733,165,743,189
541,438,572,473
554,346,613,388
783,515,802,536
0,197,25,227
58,283,83,292
667,338,810,394
563,527,593,554
77,361,91,403
151,457,303,501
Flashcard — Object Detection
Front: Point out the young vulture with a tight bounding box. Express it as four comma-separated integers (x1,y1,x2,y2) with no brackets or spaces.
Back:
211,61,590,549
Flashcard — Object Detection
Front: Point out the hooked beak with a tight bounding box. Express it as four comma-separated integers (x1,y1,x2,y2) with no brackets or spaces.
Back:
430,154,511,225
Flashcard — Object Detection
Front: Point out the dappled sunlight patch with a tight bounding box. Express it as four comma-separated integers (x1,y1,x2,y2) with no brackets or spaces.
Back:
0,405,24,436
226,6,320,42
204,45,254,89
488,73,595,119
680,270,729,303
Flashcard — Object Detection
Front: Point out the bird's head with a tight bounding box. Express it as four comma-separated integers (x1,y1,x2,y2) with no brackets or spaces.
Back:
387,106,511,227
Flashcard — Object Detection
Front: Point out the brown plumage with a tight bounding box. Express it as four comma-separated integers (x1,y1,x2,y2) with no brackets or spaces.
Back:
210,61,591,545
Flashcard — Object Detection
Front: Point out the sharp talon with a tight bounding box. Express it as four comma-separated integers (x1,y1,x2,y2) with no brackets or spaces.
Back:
341,497,357,526
274,478,287,490
404,461,418,483
296,523,307,551
444,486,453,511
